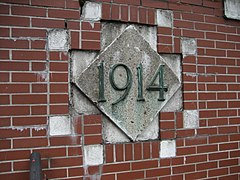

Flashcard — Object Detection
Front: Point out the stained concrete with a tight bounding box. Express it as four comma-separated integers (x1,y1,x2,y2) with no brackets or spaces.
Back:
48,29,69,51
224,0,240,20
73,25,181,141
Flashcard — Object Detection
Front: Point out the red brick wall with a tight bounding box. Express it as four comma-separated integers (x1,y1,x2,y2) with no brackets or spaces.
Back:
0,0,240,179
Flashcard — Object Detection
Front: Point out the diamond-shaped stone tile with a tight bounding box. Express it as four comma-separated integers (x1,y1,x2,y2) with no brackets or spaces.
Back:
73,26,181,140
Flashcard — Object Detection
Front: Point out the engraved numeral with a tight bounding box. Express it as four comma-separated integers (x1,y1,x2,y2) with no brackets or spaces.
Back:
97,61,106,102
109,63,132,105
137,63,145,101
147,65,168,101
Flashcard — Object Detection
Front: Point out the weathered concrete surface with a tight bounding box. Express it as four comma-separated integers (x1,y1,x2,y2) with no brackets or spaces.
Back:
49,116,71,136
156,9,173,27
224,0,240,20
73,25,181,140
84,145,103,166
181,38,197,57
71,51,99,114
161,54,182,112
160,140,176,158
183,110,199,129
81,1,101,21
101,23,157,51
48,29,69,51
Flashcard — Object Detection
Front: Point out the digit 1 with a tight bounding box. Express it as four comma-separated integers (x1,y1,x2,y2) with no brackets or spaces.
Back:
137,63,145,101
97,61,106,102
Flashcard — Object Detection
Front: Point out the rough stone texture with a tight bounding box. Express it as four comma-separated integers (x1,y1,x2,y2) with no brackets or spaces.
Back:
101,23,157,51
102,116,130,143
82,1,102,21
183,110,199,129
161,54,182,112
71,51,99,114
73,25,181,140
48,29,69,51
84,145,103,166
49,116,71,136
160,140,176,158
72,85,100,115
224,0,240,20
136,115,159,141
181,38,197,57
156,9,173,28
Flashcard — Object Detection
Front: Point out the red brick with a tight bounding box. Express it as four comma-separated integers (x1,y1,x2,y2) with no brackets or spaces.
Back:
132,160,158,170
116,144,124,162
0,4,9,14
173,164,195,174
102,3,111,20
51,157,82,168
105,144,114,163
117,171,144,180
186,154,207,164
185,171,207,180
82,31,101,41
142,0,167,9
143,142,151,159
32,18,65,28
48,9,79,19
50,136,81,146
146,167,171,177
12,28,46,38
50,104,69,114
0,106,30,116
68,146,82,156
125,143,133,161
0,84,29,93
111,4,120,20
12,94,47,104
84,135,102,145
121,5,128,22
197,144,218,153
208,168,228,177
0,39,29,49
12,6,46,17
130,6,138,23
68,167,84,177
0,16,30,27
0,27,9,37
43,169,67,179
0,150,30,161
147,8,155,25
0,172,29,179
103,163,130,173
134,143,142,160
0,117,11,127
139,7,147,24
50,84,68,93
31,0,65,8
0,139,11,149
220,158,239,167
81,41,100,50
177,147,196,156
0,162,11,173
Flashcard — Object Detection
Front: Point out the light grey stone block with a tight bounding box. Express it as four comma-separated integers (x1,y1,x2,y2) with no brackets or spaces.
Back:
183,110,199,129
181,38,197,57
224,0,240,20
160,140,176,158
49,116,71,136
156,9,173,28
48,29,69,51
82,1,101,21
84,145,103,166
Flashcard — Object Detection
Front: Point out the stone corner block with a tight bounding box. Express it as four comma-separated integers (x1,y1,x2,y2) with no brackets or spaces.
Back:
160,140,176,158
156,9,173,28
181,38,197,57
82,1,102,21
224,0,240,20
84,144,103,166
48,29,69,51
49,116,71,136
183,110,199,129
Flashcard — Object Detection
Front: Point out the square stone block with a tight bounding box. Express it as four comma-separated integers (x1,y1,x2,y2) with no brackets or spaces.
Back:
49,116,71,136
84,145,103,166
48,29,69,51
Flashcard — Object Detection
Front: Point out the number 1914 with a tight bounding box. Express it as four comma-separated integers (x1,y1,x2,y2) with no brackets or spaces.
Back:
98,62,168,105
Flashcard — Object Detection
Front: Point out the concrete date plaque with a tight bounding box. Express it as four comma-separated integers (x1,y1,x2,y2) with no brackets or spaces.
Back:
73,26,181,140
